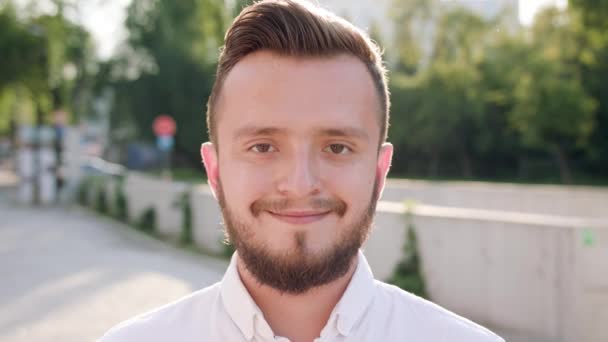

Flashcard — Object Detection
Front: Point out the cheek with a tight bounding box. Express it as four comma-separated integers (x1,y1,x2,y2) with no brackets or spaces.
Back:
321,162,376,206
219,159,272,207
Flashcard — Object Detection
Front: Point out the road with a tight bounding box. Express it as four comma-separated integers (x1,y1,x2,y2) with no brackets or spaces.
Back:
0,179,226,342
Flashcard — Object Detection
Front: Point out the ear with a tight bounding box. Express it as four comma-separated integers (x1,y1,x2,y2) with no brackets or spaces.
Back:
375,142,393,200
201,142,219,199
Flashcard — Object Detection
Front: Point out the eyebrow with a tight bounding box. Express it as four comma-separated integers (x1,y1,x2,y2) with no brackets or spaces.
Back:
315,127,369,141
233,126,287,140
233,125,369,141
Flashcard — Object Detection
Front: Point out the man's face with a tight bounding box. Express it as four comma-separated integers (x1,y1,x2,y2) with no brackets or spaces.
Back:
202,51,392,293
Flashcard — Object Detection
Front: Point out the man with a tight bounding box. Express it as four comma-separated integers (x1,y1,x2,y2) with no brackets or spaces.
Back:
101,1,504,341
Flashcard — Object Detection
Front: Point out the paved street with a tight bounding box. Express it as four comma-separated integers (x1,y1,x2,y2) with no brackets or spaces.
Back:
0,181,227,342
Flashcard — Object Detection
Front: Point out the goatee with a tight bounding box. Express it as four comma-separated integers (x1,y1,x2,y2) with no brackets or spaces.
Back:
216,179,379,294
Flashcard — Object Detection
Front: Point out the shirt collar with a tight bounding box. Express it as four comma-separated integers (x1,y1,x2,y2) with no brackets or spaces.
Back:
332,250,376,336
219,250,376,340
219,252,261,341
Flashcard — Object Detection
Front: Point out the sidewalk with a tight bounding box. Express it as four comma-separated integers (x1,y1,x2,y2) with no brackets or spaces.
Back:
0,193,227,342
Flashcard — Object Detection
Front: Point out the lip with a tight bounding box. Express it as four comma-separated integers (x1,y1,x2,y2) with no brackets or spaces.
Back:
266,210,331,225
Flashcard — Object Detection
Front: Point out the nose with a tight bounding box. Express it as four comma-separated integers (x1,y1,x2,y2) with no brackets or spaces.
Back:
276,147,320,198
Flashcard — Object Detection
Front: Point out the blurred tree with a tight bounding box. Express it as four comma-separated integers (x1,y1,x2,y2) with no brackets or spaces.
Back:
509,57,596,183
477,34,530,179
568,0,608,177
0,0,94,131
33,11,95,118
507,8,597,183
392,61,483,177
0,4,45,92
0,4,43,132
231,0,253,18
390,5,489,178
389,0,437,74
388,1,606,184
431,9,488,65
103,0,229,165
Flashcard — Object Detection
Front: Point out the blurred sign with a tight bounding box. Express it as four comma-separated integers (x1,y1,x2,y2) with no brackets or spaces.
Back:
153,115,176,136
156,135,174,151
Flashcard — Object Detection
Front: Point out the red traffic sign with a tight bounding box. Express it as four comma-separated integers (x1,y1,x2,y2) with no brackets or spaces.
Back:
153,115,176,136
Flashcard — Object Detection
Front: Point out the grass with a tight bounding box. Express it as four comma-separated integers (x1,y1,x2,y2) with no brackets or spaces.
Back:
147,167,206,183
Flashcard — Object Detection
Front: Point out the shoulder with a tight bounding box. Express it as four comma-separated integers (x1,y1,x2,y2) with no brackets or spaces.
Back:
98,282,222,342
372,281,505,342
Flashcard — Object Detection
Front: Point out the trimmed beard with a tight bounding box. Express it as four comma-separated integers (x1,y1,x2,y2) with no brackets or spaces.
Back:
216,178,380,294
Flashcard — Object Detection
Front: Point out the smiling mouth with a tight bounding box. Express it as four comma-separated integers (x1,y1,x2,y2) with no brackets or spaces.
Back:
266,210,331,225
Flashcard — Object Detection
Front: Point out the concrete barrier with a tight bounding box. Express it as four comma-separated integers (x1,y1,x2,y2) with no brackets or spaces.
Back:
90,172,608,342
375,201,608,342
123,173,188,239
190,185,225,254
382,179,608,218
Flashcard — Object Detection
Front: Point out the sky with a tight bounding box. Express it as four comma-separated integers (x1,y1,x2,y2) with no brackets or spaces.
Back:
520,0,568,25
15,0,569,60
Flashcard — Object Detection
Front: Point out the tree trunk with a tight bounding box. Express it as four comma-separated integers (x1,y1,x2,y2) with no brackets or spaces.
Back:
459,144,473,179
518,154,529,180
551,144,573,184
461,154,473,179
428,149,440,178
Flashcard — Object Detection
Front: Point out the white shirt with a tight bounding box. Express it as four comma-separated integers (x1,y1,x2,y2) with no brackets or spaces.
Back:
100,251,504,342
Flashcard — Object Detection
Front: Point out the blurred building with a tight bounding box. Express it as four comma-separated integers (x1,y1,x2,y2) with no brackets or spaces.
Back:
318,0,520,44
445,0,519,23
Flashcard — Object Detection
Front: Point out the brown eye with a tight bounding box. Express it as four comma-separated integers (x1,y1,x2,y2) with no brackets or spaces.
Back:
250,144,275,153
326,144,350,154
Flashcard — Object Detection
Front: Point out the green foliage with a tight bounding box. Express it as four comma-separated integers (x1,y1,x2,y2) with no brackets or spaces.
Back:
95,185,108,214
0,2,96,126
568,0,608,175
114,179,128,222
388,0,607,184
99,0,228,166
0,5,47,92
222,240,235,260
388,206,427,298
138,207,156,233
77,177,90,206
176,191,193,245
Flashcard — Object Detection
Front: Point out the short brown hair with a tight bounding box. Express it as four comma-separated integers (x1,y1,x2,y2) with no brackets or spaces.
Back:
206,0,389,145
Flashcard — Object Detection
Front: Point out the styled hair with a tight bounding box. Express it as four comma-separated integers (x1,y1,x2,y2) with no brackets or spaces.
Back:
206,0,389,145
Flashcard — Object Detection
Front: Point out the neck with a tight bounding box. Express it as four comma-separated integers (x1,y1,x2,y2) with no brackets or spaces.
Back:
237,254,358,342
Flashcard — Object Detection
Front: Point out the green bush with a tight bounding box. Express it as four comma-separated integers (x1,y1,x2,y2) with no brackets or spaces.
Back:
95,185,108,214
222,240,235,259
388,204,427,298
138,207,156,233
114,179,128,222
177,191,193,245
77,178,90,206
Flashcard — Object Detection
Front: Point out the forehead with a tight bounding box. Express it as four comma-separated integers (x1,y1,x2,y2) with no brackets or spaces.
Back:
215,51,380,143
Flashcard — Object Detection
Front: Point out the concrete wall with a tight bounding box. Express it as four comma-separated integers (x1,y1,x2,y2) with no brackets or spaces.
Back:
374,201,608,342
87,173,608,342
382,179,608,218
123,173,188,239
190,185,225,254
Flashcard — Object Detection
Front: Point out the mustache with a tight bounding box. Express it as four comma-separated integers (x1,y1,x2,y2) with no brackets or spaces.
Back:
251,197,347,217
